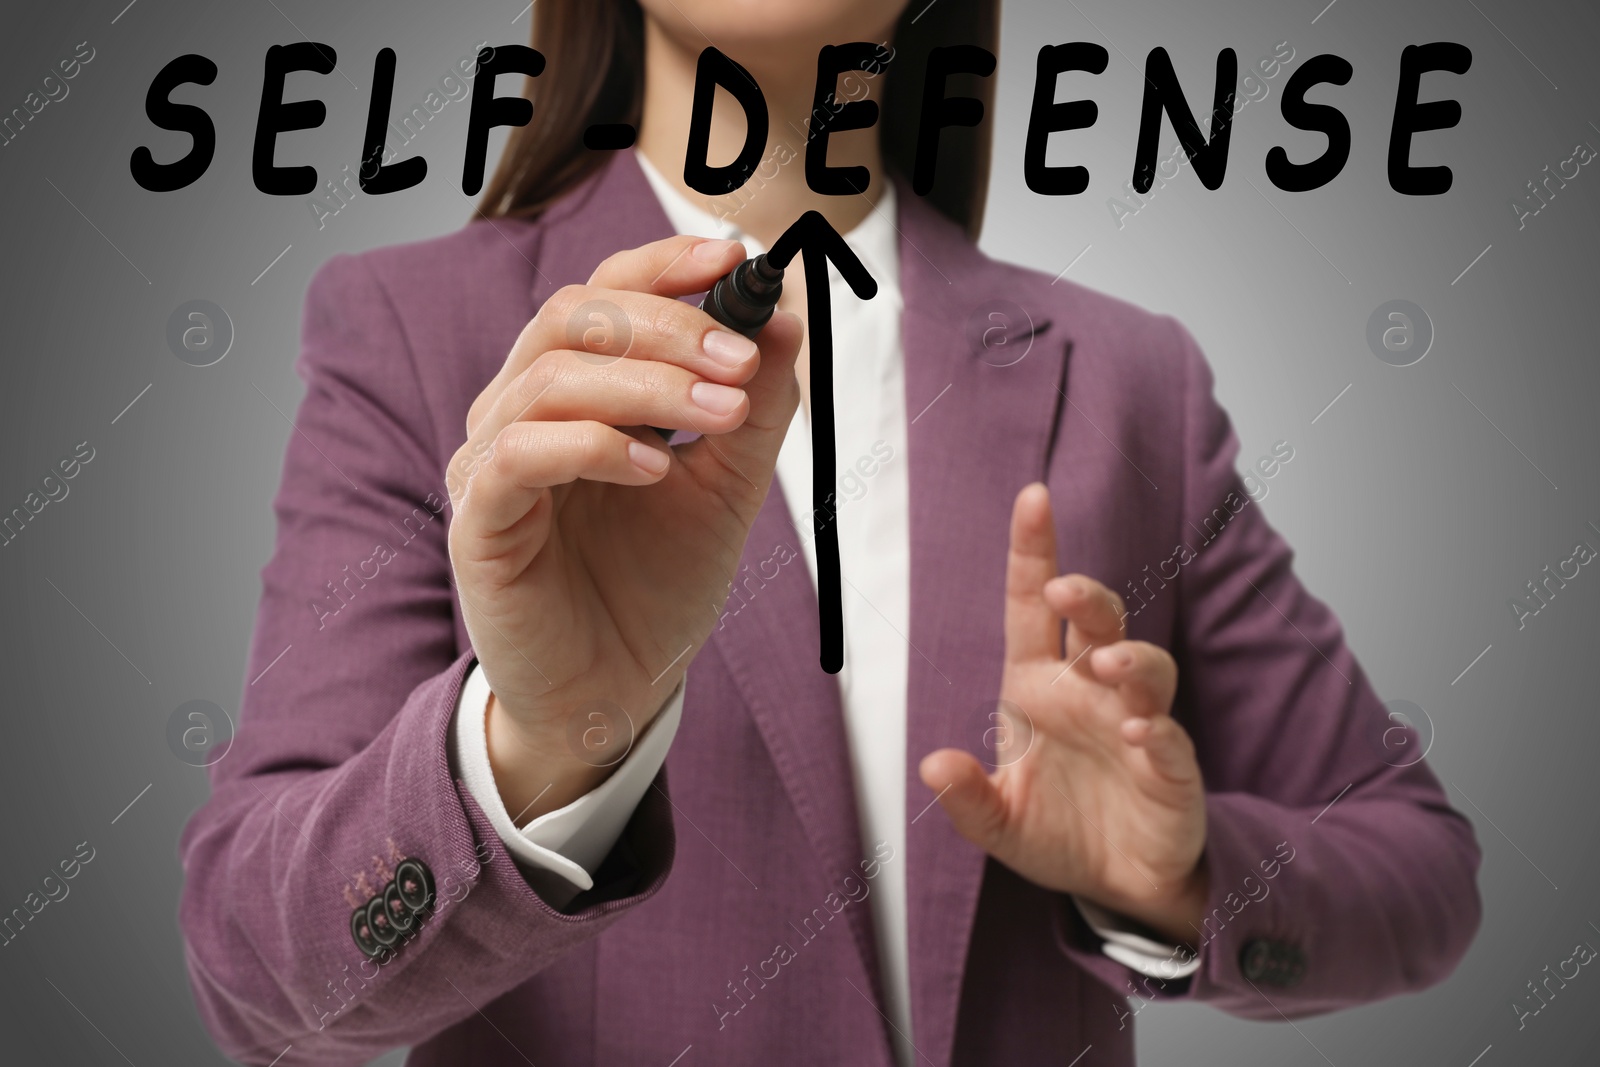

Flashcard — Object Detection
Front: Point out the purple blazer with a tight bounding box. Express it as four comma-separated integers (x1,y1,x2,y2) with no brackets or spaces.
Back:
178,152,1480,1066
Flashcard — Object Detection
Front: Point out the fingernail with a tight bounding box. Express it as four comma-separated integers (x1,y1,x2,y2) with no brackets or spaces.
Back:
702,329,758,368
691,238,739,263
628,440,669,474
691,381,745,416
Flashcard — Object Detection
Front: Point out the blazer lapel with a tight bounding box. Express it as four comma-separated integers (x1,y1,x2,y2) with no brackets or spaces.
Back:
895,178,1069,1067
533,153,886,1012
703,479,882,997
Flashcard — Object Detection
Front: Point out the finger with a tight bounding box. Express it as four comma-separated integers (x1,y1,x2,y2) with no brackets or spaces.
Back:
677,309,805,508
469,350,750,448
1089,641,1178,714
918,749,1009,853
1004,483,1063,665
1120,714,1201,786
1044,573,1127,675
588,234,746,296
470,286,761,436
451,420,670,541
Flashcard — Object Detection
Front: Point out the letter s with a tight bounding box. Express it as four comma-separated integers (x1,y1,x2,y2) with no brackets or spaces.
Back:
1266,54,1352,192
131,54,219,192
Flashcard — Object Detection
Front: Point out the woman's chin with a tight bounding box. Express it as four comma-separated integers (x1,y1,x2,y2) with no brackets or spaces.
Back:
639,0,906,59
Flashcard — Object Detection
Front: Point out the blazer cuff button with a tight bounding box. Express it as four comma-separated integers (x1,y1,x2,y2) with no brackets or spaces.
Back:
366,895,399,947
1239,938,1306,988
1239,939,1273,982
395,857,436,913
350,907,383,958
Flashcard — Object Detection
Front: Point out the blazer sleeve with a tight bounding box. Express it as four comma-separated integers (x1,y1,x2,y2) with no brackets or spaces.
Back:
176,253,675,1066
1058,320,1481,1017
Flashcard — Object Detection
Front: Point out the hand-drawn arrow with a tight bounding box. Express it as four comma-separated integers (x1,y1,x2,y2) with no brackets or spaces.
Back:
766,211,878,675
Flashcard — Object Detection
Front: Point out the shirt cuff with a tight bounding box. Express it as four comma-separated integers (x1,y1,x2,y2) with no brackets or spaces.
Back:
450,662,684,893
1072,896,1202,981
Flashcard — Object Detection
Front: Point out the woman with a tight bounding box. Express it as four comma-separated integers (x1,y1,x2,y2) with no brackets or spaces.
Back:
178,1,1482,1064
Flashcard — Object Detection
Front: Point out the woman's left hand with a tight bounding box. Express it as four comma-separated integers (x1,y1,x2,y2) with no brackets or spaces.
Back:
919,483,1210,946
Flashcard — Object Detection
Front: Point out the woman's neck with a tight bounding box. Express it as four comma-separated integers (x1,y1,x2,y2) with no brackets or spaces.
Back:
634,17,887,247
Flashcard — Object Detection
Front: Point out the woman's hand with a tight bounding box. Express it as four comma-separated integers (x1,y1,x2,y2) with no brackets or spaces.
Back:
447,235,804,822
919,484,1210,946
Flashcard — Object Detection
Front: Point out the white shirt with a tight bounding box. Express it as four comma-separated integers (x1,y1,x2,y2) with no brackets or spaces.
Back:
450,152,1193,1066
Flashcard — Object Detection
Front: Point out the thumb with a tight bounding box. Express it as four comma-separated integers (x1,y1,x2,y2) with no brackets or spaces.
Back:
919,749,1009,852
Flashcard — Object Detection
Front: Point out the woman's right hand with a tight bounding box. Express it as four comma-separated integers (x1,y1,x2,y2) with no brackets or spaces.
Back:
445,235,804,821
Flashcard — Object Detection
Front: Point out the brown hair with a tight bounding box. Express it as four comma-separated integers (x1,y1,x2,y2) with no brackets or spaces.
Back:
476,0,999,239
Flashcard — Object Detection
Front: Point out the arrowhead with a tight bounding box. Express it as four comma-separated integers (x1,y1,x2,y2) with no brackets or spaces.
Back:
767,211,878,301
762,209,877,675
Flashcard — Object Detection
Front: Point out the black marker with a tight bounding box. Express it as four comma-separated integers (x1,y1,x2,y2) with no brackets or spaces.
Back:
654,254,783,443
701,253,784,338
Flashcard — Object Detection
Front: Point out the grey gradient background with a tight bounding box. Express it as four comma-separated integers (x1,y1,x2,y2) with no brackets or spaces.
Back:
0,0,1596,1064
